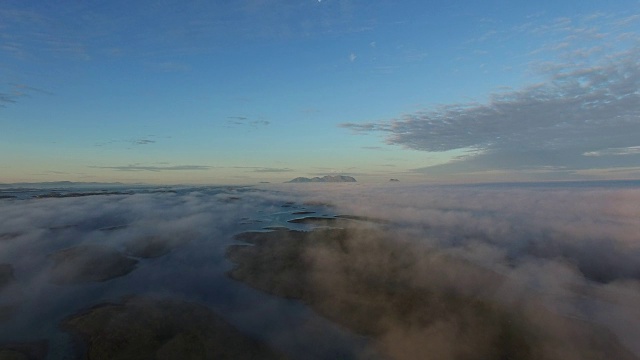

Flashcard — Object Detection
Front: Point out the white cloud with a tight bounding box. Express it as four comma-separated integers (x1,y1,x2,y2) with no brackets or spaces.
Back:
583,146,640,157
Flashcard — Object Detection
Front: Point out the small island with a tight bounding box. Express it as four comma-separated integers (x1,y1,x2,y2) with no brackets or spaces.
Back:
61,296,286,360
286,175,356,183
0,264,14,290
48,244,138,284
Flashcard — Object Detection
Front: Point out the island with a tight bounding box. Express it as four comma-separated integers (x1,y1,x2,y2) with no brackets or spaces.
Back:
48,244,138,284
0,341,48,360
0,264,14,290
226,225,638,360
286,175,356,183
61,296,286,360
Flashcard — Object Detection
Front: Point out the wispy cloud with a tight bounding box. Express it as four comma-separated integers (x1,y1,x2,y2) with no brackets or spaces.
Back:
252,167,293,173
583,146,640,157
227,116,248,122
95,137,161,148
0,5,92,62
90,164,212,172
0,83,52,108
231,166,293,173
0,93,18,107
250,120,270,127
226,116,270,128
133,139,156,145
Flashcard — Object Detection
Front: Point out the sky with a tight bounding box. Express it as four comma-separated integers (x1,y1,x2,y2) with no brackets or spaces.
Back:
1,0,639,184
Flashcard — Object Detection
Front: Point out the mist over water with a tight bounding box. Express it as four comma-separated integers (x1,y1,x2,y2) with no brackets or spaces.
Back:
262,181,640,357
0,182,639,359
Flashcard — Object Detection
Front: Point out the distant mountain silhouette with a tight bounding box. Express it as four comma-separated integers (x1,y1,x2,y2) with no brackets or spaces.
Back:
286,175,356,183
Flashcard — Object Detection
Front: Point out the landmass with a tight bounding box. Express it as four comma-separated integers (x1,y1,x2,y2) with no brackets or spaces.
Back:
286,175,356,183
98,225,128,232
61,296,286,360
226,226,638,360
0,233,20,241
0,264,14,290
49,244,138,284
0,264,17,323
0,341,48,360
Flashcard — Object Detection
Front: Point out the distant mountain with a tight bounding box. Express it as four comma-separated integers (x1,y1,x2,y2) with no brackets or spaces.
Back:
286,175,356,183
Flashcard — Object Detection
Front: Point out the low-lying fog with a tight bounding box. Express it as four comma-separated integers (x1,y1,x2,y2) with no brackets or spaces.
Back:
0,182,638,359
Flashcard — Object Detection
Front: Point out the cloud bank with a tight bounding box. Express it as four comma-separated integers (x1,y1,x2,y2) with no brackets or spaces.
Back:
342,47,640,175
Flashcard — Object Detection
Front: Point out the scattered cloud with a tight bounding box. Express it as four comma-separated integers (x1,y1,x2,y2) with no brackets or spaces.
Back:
95,136,163,148
0,93,19,107
0,83,52,108
349,52,357,62
251,120,270,127
9,83,53,96
134,139,156,145
226,116,270,128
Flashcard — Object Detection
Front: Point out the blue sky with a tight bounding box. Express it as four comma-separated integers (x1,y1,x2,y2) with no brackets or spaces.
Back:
1,0,639,184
